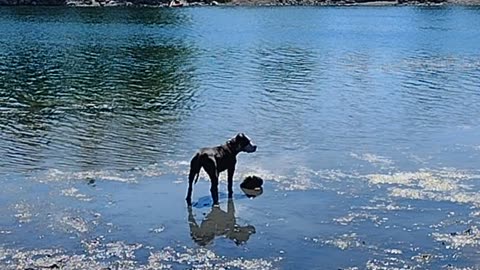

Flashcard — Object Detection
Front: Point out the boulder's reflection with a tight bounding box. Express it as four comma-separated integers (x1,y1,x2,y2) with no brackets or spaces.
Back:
187,199,255,246
241,187,263,198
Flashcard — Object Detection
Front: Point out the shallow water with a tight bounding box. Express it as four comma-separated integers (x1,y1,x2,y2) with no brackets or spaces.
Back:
1,6,480,269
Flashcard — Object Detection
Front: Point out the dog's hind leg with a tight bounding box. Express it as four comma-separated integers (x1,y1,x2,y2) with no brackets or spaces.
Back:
186,153,201,206
203,159,219,207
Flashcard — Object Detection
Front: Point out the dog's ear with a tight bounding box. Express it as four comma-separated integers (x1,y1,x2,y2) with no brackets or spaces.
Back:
236,133,248,142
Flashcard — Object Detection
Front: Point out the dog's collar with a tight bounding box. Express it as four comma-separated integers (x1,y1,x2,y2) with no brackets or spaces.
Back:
225,140,238,155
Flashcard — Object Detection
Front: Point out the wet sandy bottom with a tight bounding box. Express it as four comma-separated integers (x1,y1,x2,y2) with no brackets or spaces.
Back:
1,162,480,269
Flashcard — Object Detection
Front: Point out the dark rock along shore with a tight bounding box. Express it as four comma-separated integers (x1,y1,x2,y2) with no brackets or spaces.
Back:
1,0,479,7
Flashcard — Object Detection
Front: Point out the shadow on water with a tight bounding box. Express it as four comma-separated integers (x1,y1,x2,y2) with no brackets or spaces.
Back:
187,199,256,246
192,187,264,208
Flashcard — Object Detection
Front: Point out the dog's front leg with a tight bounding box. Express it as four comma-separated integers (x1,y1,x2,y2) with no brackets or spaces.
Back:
209,173,219,206
227,167,235,198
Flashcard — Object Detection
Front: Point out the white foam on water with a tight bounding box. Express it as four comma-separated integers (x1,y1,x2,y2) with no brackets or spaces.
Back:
365,168,480,208
350,153,394,168
334,212,385,226
60,216,89,234
162,160,190,176
236,165,354,191
147,246,282,270
384,249,403,255
0,242,281,270
35,169,137,184
13,202,33,224
366,257,414,270
432,226,480,249
411,253,435,264
321,233,364,250
357,202,414,211
149,225,165,234
470,211,480,217
61,188,92,202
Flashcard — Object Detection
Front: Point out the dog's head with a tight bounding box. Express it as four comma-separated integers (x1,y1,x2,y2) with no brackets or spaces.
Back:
229,133,257,153
228,225,256,245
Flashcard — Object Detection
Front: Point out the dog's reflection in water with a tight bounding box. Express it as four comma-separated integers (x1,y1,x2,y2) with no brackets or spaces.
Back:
187,199,256,246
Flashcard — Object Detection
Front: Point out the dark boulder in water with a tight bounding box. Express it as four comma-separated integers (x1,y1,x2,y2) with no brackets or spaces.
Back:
240,175,263,190
240,176,263,198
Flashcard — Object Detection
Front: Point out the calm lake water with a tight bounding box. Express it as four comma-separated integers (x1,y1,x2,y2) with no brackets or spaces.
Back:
1,6,480,269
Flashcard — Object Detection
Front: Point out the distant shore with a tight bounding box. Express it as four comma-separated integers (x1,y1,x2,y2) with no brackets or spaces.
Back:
1,0,480,7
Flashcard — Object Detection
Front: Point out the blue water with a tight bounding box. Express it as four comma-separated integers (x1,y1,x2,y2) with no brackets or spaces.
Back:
1,6,480,269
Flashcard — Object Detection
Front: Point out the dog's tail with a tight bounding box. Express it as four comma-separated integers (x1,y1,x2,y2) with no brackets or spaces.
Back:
189,153,201,185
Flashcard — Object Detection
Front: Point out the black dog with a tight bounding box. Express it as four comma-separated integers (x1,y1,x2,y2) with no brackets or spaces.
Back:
186,133,257,206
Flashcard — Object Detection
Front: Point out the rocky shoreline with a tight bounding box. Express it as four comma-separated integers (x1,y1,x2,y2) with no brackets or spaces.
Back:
0,0,479,6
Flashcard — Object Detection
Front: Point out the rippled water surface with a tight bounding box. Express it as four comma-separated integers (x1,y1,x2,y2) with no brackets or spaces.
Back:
1,6,480,270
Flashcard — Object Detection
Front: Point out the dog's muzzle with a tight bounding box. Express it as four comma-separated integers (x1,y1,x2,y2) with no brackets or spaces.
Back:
243,143,257,153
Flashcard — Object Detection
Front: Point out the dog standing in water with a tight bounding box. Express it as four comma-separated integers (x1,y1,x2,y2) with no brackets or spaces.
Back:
186,133,257,206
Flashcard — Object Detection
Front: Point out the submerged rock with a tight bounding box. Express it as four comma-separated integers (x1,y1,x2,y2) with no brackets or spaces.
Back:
432,226,480,249
240,176,264,198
